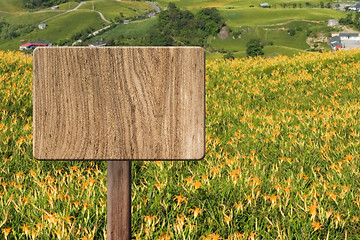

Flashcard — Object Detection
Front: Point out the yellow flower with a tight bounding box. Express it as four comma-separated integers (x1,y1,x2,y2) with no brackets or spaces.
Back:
21,224,30,235
141,197,149,204
2,227,11,238
201,233,222,240
143,215,157,226
224,215,231,225
333,213,344,225
312,222,322,231
184,176,193,184
248,232,257,240
29,169,36,178
173,194,187,206
234,201,244,212
308,204,317,219
70,165,79,171
191,180,202,190
157,232,171,240
189,206,203,219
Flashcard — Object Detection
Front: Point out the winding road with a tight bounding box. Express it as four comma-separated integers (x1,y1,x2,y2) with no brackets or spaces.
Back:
40,1,105,23
32,1,161,45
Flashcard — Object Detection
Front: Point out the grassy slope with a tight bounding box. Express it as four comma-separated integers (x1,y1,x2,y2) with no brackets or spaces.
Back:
79,0,153,20
24,11,106,41
0,0,156,51
208,20,332,58
93,17,157,40
4,11,60,25
0,11,106,50
94,1,153,20
156,0,340,9
209,7,345,57
0,0,24,13
221,8,346,26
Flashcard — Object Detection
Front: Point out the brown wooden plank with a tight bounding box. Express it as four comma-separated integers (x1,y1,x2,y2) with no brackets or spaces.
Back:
33,47,205,160
107,161,131,240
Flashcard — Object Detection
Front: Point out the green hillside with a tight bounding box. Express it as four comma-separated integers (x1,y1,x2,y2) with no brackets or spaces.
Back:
0,0,353,58
0,11,106,50
92,17,157,44
221,8,346,26
0,0,155,51
78,0,154,20
0,0,24,13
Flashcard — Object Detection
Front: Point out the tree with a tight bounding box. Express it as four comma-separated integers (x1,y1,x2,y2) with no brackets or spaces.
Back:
196,7,224,35
223,52,234,60
288,29,296,36
246,39,264,57
339,13,353,25
146,3,225,47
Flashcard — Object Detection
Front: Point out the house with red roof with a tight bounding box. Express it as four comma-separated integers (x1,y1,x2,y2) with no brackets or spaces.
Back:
19,41,52,51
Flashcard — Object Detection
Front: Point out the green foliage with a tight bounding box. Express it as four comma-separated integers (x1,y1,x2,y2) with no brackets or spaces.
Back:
288,28,296,36
223,52,234,60
145,3,224,46
246,38,264,57
70,26,95,41
339,13,360,30
0,21,35,39
339,13,353,25
196,7,224,35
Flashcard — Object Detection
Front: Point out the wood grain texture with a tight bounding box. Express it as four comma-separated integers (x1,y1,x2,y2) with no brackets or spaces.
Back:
33,47,205,160
107,161,131,240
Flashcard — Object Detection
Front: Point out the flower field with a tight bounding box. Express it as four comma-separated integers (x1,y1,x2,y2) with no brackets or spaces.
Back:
1,49,360,239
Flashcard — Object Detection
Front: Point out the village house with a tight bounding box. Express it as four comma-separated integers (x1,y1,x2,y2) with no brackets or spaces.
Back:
19,41,52,51
347,3,360,11
330,33,360,50
339,33,360,40
330,35,342,50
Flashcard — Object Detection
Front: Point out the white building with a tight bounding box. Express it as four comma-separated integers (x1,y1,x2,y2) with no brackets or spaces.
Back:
38,23,47,29
339,33,360,40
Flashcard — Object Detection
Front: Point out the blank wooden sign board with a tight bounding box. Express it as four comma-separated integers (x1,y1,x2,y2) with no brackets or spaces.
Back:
33,47,205,239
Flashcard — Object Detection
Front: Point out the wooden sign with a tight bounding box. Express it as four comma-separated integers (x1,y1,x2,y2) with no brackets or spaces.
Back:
33,47,205,160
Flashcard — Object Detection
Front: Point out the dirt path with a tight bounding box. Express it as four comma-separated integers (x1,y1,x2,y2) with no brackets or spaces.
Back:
40,1,87,23
95,10,110,23
258,19,324,27
72,1,161,46
0,10,18,14
146,2,161,13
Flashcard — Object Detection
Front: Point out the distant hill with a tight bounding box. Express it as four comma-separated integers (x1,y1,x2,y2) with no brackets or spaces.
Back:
0,0,155,51
0,0,353,58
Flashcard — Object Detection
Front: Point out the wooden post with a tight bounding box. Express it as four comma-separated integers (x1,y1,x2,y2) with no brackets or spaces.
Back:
107,161,131,240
